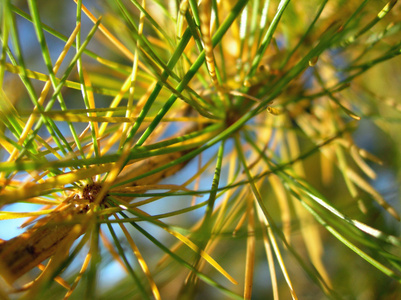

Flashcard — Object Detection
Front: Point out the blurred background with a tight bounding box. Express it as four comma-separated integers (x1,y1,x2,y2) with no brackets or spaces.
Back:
2,1,401,299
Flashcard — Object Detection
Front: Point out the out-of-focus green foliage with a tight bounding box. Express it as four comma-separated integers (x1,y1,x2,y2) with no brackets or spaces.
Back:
1,0,401,299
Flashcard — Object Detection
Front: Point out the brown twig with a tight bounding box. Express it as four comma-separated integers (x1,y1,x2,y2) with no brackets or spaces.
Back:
0,117,216,285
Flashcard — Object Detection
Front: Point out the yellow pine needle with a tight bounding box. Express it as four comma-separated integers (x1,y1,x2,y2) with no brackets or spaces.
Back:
91,142,133,207
40,113,212,124
133,207,238,284
350,145,376,179
244,195,255,300
9,62,122,101
161,194,245,276
192,192,248,284
75,1,162,85
82,67,100,159
237,134,298,300
121,0,145,147
268,224,298,300
293,194,332,291
246,124,273,172
3,62,50,82
7,22,81,163
98,75,132,136
335,144,359,198
100,230,127,272
112,80,155,154
358,148,383,165
177,0,189,38
37,264,71,291
97,100,196,199
34,135,64,161
346,168,400,221
157,152,238,268
116,214,161,300
100,126,135,156
227,89,262,103
2,63,93,94
112,121,222,190
255,186,298,300
0,164,113,203
0,178,19,188
94,103,193,205
232,212,247,237
146,36,169,50
270,117,283,152
256,205,279,300
118,191,202,210
14,197,59,206
63,253,91,300
20,205,53,228
73,0,134,61
73,126,108,156
196,191,250,280
269,174,292,242
94,56,132,73
15,263,71,292
287,129,305,178
0,135,14,154
337,138,383,166
0,209,55,220
25,164,50,184
165,226,238,284
320,148,335,186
